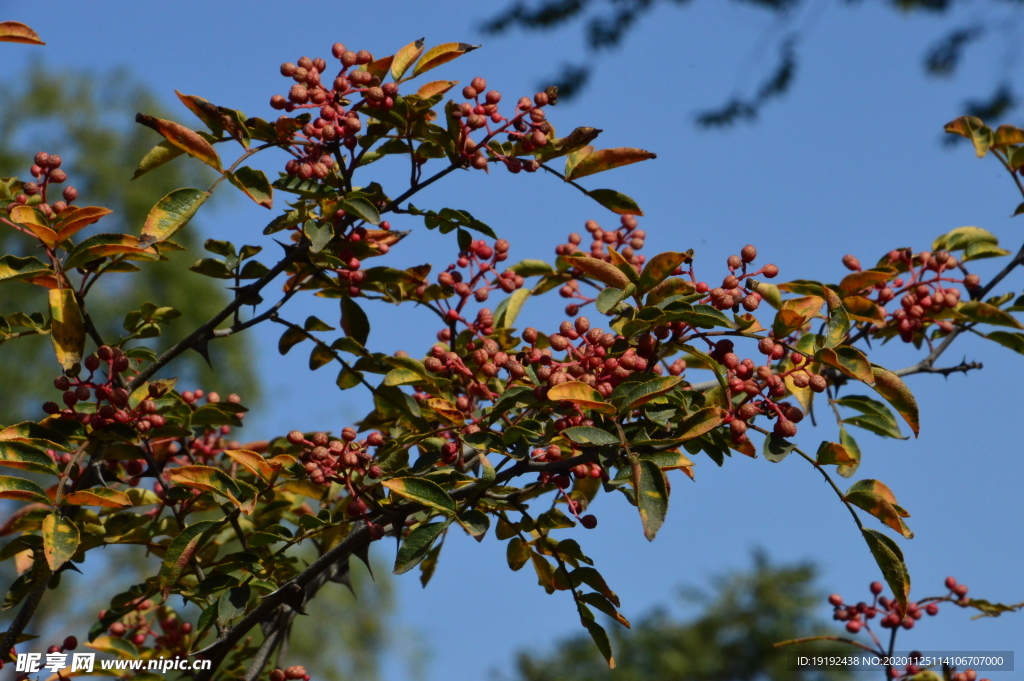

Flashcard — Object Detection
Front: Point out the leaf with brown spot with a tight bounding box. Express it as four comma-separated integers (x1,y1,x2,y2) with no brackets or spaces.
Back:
392,38,425,81
564,254,630,289
426,398,465,424
135,114,222,171
49,288,85,371
412,42,479,78
42,513,79,570
0,21,44,45
565,147,657,181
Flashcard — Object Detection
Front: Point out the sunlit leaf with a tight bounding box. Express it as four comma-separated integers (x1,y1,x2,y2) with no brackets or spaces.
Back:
141,188,208,245
42,513,79,570
48,288,85,372
565,147,657,181
135,114,223,171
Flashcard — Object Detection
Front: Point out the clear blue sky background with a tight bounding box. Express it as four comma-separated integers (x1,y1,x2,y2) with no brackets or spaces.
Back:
4,2,1024,679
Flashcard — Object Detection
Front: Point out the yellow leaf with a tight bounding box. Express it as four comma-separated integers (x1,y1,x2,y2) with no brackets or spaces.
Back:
48,288,85,371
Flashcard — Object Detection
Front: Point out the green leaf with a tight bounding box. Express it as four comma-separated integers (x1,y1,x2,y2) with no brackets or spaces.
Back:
815,346,874,385
585,188,643,216
595,287,626,314
637,252,689,294
861,528,911,606
610,376,682,413
504,536,530,572
132,140,185,180
836,426,861,478
763,433,795,463
157,520,218,597
635,459,668,541
341,197,382,226
239,260,270,279
566,147,657,181
394,521,448,575
823,304,851,348
676,407,728,441
217,585,251,627
662,303,736,329
141,188,208,245
42,513,79,570
870,366,920,437
226,167,272,209
341,297,370,346
958,301,1022,329
0,255,49,283
986,330,1024,354
188,258,234,279
382,477,456,515
309,343,335,371
581,618,616,669
304,220,333,254
562,426,619,445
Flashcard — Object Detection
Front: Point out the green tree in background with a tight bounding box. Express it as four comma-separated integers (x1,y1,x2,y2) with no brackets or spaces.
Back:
0,66,258,422
506,553,850,681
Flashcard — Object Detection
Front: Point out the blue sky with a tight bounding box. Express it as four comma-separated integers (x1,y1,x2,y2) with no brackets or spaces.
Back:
4,2,1024,679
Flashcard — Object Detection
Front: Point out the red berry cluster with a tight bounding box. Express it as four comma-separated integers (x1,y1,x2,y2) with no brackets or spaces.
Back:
555,216,648,314
270,666,310,681
711,336,828,443
270,45,385,180
11,151,78,218
694,245,777,312
422,238,524,341
842,248,974,343
101,599,192,652
455,78,556,173
41,346,165,433
286,428,385,493
827,577,987,680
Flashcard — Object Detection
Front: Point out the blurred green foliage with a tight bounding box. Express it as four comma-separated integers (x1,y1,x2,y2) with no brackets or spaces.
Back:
507,552,851,681
0,66,258,422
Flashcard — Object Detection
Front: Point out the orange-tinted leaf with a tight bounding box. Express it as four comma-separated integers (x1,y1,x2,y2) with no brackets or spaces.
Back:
412,42,479,78
416,80,458,98
54,206,113,243
174,91,225,136
225,167,272,209
843,295,887,324
63,234,159,270
49,288,85,371
993,124,1024,147
392,38,425,81
63,487,132,508
871,366,919,437
135,114,222,171
845,479,913,539
564,254,630,288
772,295,824,337
815,441,857,466
565,147,657,181
223,449,281,482
943,115,992,157
8,205,57,247
546,381,616,415
838,267,896,296
364,55,394,82
0,21,44,45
